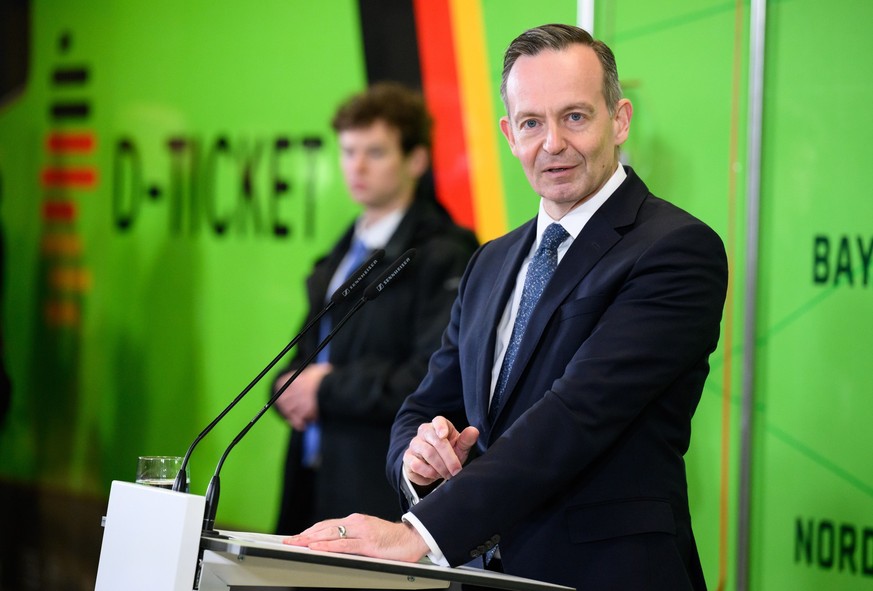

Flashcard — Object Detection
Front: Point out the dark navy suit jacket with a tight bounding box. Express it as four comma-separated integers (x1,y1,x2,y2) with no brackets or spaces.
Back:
387,168,727,590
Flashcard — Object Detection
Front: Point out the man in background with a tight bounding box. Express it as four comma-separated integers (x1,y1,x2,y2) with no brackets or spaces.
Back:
285,24,727,591
273,82,478,534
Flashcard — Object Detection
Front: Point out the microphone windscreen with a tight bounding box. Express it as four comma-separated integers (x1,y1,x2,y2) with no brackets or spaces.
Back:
362,249,417,301
329,248,385,304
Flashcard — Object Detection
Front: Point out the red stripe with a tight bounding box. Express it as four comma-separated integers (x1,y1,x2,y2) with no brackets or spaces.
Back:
46,132,96,153
45,300,80,327
41,167,98,188
42,201,77,221
412,0,475,230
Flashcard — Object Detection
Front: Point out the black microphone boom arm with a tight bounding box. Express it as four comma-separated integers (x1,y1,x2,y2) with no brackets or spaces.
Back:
171,249,385,493
201,249,416,533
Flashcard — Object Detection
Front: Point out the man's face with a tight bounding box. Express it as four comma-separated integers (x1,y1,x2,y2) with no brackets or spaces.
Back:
338,120,424,213
499,44,631,219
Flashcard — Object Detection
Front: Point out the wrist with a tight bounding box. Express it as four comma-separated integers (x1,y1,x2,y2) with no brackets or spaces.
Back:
402,521,430,559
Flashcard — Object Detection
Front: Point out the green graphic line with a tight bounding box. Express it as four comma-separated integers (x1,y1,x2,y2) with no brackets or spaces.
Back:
700,278,867,497
755,284,840,347
698,274,859,495
765,421,873,499
753,278,871,498
701,277,842,403
612,0,796,44
614,3,736,43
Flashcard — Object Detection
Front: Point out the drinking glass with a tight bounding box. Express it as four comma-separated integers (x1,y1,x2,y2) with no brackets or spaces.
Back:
135,455,184,489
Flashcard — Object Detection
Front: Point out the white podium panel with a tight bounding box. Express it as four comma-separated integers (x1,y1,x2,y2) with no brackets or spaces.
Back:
199,532,574,591
95,480,205,591
199,548,448,589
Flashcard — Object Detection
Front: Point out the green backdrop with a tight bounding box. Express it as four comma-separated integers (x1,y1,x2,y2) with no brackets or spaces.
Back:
751,0,873,588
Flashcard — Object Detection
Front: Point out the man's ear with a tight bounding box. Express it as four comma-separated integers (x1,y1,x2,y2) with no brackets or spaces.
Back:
407,145,430,178
612,98,633,145
499,116,518,156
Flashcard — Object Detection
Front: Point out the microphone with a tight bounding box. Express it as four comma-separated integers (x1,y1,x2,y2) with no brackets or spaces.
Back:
362,248,416,300
170,248,385,492
201,249,417,534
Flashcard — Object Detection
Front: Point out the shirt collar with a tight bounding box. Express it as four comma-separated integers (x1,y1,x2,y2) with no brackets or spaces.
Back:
535,163,626,243
354,206,408,249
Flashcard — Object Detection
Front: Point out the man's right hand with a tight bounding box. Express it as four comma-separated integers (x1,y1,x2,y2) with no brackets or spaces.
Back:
274,364,332,431
402,416,479,487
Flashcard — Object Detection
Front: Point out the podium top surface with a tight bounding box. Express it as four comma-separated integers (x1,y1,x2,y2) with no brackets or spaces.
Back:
202,531,574,591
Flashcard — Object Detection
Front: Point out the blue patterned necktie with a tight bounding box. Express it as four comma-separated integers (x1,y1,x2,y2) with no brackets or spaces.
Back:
302,238,370,468
488,223,569,424
484,222,568,567
315,238,370,363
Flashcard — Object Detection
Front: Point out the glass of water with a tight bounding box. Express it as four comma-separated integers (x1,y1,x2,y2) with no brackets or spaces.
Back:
135,456,184,489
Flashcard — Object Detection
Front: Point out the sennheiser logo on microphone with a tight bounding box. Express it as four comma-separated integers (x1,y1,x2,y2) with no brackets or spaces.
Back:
342,258,379,297
377,256,412,292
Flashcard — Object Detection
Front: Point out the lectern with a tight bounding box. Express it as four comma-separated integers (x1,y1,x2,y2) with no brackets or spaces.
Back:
96,480,573,591
198,532,574,590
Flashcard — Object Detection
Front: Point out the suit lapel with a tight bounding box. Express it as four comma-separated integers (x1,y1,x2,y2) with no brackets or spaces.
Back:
475,221,537,424
310,226,354,304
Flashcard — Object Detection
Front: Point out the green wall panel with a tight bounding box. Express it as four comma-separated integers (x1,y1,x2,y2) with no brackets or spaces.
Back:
752,0,873,588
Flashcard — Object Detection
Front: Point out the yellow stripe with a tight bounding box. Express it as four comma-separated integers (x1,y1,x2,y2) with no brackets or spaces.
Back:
41,234,83,256
45,300,80,327
449,0,507,241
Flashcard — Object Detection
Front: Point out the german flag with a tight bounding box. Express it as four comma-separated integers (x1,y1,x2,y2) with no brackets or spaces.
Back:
356,0,508,241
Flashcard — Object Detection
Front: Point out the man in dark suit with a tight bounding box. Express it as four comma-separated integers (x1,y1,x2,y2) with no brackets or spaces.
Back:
284,24,727,591
272,82,478,535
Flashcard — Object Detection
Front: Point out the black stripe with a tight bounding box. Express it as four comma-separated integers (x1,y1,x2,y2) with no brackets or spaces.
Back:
50,102,90,120
0,0,31,106
353,1,439,207
356,0,422,87
52,67,89,85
